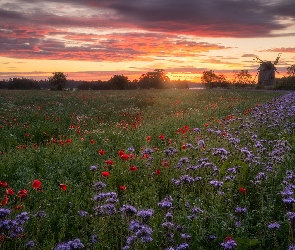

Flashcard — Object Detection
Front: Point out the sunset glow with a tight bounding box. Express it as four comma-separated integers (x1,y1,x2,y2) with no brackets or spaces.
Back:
1,0,294,82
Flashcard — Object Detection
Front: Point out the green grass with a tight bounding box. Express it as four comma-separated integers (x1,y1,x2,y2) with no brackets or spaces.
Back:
0,89,294,249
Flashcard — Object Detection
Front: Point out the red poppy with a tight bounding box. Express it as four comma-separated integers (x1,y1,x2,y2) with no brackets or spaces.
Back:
204,123,209,127
1,197,9,206
146,136,151,142
0,235,4,243
32,180,42,189
14,205,23,210
119,185,126,191
155,169,161,175
98,149,105,155
33,144,38,148
120,153,129,160
6,188,14,195
129,154,135,159
129,166,138,171
90,139,95,145
239,187,246,194
0,181,8,187
105,159,114,165
18,189,28,198
59,183,67,191
102,171,110,177
158,134,165,140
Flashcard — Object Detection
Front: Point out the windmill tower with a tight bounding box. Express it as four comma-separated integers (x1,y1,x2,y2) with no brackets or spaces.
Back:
255,53,281,86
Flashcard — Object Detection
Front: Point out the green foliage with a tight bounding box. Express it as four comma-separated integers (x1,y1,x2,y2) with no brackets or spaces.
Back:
49,72,67,91
108,74,130,90
139,69,170,89
201,70,230,88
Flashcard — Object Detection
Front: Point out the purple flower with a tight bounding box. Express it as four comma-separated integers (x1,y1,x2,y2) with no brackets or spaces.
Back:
0,208,10,219
209,180,223,187
90,165,98,171
137,209,154,221
25,240,35,248
221,238,237,249
158,196,173,209
176,243,189,250
78,210,88,217
120,205,137,216
34,210,47,217
93,181,106,191
268,222,280,229
235,207,247,213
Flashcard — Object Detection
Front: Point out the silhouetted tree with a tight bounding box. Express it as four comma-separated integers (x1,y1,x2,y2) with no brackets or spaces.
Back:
201,70,229,88
49,72,67,91
108,75,130,90
233,70,254,87
139,69,169,89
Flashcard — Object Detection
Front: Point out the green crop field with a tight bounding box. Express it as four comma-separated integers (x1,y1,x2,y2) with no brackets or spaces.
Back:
0,89,295,250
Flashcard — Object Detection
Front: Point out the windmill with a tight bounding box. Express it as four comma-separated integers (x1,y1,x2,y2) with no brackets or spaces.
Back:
254,53,281,86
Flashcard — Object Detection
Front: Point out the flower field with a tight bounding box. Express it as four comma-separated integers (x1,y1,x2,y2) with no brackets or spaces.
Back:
0,89,295,249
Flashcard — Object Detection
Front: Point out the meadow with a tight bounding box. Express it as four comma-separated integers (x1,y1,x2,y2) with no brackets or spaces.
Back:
0,89,295,250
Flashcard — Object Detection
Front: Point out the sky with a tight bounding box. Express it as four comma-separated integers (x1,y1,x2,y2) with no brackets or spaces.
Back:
0,0,295,82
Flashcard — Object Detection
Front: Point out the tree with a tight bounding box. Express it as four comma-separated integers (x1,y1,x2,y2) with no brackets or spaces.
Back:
108,75,129,90
49,72,67,91
201,70,229,88
287,64,295,77
233,70,254,86
139,69,170,89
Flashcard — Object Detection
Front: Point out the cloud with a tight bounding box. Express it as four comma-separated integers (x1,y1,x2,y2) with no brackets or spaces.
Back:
262,47,295,53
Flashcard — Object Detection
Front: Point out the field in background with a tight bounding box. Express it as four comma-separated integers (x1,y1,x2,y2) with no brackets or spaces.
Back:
0,89,295,249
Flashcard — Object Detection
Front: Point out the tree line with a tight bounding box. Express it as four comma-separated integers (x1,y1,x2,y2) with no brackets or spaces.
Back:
0,69,189,90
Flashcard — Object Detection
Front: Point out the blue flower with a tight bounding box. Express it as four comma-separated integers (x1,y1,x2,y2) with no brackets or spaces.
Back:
268,222,280,229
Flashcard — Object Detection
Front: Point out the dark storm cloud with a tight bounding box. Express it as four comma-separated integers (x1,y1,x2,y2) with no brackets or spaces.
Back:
15,0,294,37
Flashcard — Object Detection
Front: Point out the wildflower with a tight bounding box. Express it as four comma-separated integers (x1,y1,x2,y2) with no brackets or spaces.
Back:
35,210,47,217
158,134,165,140
129,166,138,171
91,234,98,244
288,245,295,250
239,187,246,194
221,237,237,249
1,197,9,206
235,207,247,213
209,180,223,187
146,135,151,142
0,181,8,187
176,243,189,250
59,184,67,191
268,222,280,229
0,208,10,218
6,188,14,195
14,205,23,210
32,180,42,189
17,189,28,198
94,203,117,215
120,185,127,191
90,165,98,171
93,181,106,191
78,210,88,217
25,240,35,248
158,196,173,209
137,209,154,221
155,169,161,175
98,149,105,155
105,159,114,165
120,205,137,215
90,139,95,144
102,171,110,177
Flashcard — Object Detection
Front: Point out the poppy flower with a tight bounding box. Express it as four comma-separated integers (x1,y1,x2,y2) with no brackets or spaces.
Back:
90,139,95,145
129,166,138,171
59,183,67,191
0,181,8,187
18,189,28,198
32,180,42,189
6,188,14,195
120,153,129,160
204,123,209,127
239,187,246,194
98,149,105,155
155,169,161,175
120,185,126,191
102,171,110,177
1,197,9,206
158,134,165,140
105,159,114,165
14,205,23,210
146,136,151,142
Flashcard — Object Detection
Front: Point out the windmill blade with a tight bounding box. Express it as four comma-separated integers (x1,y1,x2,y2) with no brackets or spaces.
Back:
254,56,264,64
274,53,282,65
